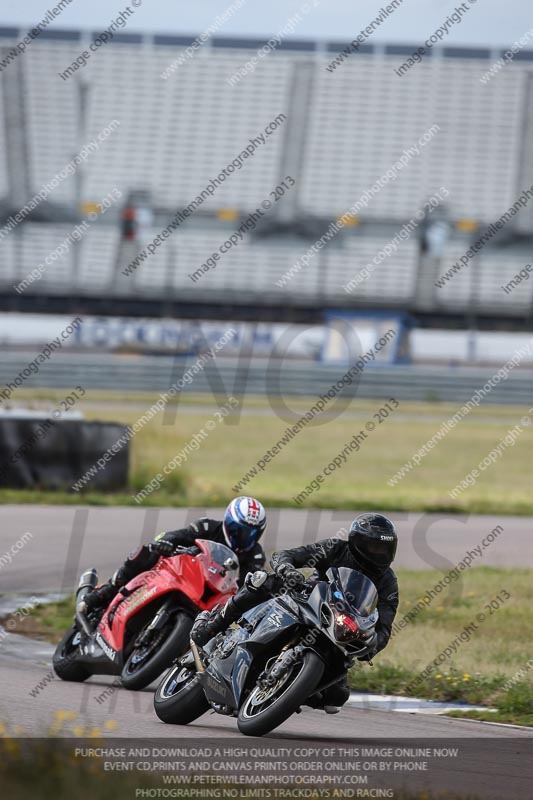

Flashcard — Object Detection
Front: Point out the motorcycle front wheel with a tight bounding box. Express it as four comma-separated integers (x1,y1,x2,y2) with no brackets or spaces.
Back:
154,660,209,724
237,649,324,736
53,625,92,682
121,612,193,690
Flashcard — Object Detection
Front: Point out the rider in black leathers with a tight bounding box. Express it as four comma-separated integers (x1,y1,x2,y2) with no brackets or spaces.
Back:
192,513,399,711
84,498,267,611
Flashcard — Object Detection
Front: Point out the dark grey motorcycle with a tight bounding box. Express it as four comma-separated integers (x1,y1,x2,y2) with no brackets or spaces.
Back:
153,566,378,737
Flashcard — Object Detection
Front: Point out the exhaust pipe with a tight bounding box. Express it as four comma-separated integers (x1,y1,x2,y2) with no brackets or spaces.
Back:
76,568,98,602
76,569,98,637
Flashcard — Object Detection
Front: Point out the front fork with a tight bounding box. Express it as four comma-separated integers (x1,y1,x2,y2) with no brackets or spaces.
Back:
135,597,183,647
258,635,350,695
257,641,304,689
190,639,205,673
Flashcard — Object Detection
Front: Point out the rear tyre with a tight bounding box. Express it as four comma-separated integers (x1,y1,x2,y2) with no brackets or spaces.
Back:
53,625,91,682
121,612,193,691
237,649,324,736
154,662,209,724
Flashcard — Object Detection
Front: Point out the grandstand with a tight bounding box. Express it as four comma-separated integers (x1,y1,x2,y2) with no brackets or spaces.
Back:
1,29,533,326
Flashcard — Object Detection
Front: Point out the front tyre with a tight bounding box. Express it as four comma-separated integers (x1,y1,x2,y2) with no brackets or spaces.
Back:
237,649,324,737
154,662,209,724
121,612,193,690
53,625,91,682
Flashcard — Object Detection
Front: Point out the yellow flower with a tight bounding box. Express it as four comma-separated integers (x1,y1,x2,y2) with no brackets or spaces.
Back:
463,673,470,679
446,676,452,681
55,710,77,721
435,674,442,679
463,677,470,681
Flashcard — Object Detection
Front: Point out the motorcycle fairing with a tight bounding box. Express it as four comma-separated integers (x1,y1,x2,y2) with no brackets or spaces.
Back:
98,539,238,654
304,581,330,623
202,597,303,708
76,632,121,674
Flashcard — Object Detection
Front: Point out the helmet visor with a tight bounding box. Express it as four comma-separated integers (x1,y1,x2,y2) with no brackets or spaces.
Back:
224,519,260,553
355,535,397,567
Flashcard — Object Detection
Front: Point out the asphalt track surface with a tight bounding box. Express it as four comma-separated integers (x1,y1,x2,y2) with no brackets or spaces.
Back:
1,635,532,799
0,505,530,595
1,507,532,799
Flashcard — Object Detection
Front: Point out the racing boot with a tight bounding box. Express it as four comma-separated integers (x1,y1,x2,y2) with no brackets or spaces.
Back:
306,677,349,714
191,569,270,647
84,580,119,611
191,599,241,647
305,692,339,714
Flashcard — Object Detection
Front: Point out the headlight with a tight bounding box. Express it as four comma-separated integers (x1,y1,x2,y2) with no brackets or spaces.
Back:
333,613,360,642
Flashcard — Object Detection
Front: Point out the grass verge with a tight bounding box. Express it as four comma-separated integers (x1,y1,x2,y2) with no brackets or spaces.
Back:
0,596,76,642
2,391,533,514
347,567,533,726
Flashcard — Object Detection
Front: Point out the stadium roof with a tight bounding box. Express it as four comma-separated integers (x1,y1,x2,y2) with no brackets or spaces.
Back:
1,27,532,60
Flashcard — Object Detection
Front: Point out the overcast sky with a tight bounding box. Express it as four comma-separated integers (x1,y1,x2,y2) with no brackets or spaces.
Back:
1,0,531,48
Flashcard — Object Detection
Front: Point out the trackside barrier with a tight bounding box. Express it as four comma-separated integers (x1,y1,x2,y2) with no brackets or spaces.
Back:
0,353,533,404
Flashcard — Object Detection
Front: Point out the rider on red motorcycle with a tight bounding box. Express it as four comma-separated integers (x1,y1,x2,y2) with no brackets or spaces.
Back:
84,497,267,611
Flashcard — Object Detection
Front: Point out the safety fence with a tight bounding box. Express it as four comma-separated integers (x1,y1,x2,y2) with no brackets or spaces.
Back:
1,353,532,405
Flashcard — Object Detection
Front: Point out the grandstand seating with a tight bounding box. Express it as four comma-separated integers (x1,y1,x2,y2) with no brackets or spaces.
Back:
0,30,532,318
4,221,530,315
24,44,79,206
0,33,530,224
434,244,533,313
302,55,526,223
20,43,293,213
0,74,9,200
2,222,420,305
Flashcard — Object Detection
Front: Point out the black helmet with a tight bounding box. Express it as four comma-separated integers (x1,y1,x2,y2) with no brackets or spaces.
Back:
349,513,397,571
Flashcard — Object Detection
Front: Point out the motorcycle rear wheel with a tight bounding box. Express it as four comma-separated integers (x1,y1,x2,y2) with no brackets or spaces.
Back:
237,649,324,736
121,612,193,690
53,625,91,682
154,661,209,724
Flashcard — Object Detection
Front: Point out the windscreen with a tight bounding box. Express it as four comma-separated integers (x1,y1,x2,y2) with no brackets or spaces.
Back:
330,567,378,616
195,539,239,592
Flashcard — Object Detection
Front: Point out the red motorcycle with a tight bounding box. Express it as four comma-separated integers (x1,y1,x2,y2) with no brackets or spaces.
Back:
53,540,239,690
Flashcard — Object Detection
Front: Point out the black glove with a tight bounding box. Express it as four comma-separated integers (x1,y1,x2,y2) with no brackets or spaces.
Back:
358,629,378,659
275,562,306,589
152,539,175,557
